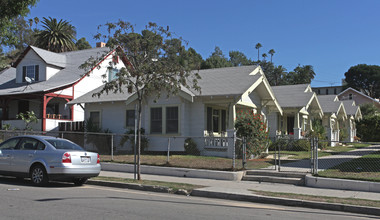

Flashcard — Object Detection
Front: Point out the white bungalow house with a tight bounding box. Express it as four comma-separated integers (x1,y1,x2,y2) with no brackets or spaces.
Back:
317,95,347,146
69,65,283,158
267,84,323,140
0,44,124,131
340,100,362,142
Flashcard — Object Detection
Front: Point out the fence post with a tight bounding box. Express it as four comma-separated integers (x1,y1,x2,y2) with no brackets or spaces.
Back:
167,137,171,164
111,134,114,161
278,140,281,172
242,137,246,169
310,137,314,174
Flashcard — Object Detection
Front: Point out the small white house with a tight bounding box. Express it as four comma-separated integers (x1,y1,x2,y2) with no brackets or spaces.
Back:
0,45,124,131
340,100,362,142
268,84,323,140
70,65,283,158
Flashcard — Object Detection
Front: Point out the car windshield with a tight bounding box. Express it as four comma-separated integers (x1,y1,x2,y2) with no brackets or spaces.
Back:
46,139,84,151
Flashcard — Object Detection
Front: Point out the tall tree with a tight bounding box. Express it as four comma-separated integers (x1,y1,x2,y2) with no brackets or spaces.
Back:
82,21,201,180
255,43,262,61
285,65,316,85
229,50,251,66
201,46,232,69
262,53,267,61
0,0,38,47
75,37,92,50
268,49,275,63
344,64,380,98
34,17,76,52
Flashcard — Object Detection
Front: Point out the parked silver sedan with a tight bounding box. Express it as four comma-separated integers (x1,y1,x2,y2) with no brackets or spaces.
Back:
0,135,101,186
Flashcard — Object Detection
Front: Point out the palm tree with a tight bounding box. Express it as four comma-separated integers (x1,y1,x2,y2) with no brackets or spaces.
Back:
255,43,262,61
268,49,275,63
262,53,267,61
34,17,76,52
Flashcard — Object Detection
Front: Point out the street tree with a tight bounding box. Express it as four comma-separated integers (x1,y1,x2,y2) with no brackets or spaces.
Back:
285,64,316,84
34,17,76,52
82,21,201,180
344,64,380,98
255,43,262,61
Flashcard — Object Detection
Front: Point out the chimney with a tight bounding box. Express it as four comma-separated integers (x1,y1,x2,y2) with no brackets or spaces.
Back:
96,42,106,48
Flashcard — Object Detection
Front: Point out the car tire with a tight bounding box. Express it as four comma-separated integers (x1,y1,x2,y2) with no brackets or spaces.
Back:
73,178,88,186
30,165,49,186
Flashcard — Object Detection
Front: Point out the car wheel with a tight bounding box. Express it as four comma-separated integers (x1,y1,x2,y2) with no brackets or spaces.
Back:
30,165,49,186
73,178,88,186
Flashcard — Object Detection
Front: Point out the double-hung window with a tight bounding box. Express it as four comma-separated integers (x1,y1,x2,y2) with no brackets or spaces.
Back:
126,110,135,128
89,111,101,129
150,106,179,134
206,107,226,133
22,65,39,82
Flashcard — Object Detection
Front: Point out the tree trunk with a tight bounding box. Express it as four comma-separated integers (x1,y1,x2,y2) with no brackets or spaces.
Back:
137,95,142,180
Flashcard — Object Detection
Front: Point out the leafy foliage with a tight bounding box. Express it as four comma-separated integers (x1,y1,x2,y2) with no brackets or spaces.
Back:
34,17,76,52
201,46,232,69
119,128,149,153
75,37,92,50
356,104,380,141
184,138,200,155
235,110,269,156
344,64,380,98
16,110,38,130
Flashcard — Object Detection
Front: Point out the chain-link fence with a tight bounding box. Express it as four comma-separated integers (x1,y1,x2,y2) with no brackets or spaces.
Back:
268,136,380,182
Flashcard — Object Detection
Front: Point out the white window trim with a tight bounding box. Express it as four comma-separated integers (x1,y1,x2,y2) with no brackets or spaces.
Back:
206,105,227,135
149,105,180,135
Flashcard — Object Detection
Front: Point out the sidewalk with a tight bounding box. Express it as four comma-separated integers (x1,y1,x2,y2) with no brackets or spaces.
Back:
92,169,380,216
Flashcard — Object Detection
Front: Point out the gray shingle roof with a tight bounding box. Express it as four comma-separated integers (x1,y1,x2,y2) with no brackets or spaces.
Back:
0,47,110,96
69,65,261,104
317,95,342,113
271,84,314,108
341,100,359,116
30,46,67,68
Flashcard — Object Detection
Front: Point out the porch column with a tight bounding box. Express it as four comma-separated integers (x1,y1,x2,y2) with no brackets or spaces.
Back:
293,112,301,139
228,104,236,129
42,95,47,131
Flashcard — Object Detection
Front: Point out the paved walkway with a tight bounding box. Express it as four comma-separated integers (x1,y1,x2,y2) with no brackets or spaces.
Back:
265,145,380,172
99,170,380,201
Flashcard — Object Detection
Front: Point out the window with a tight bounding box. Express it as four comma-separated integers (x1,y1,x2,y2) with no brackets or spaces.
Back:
166,107,178,133
334,88,337,94
326,89,329,95
108,68,118,81
47,103,59,115
206,107,227,133
17,138,45,150
22,65,39,82
0,138,20,150
0,107,3,119
89,111,100,129
18,100,29,115
349,94,353,100
317,89,320,95
150,108,162,133
126,110,135,127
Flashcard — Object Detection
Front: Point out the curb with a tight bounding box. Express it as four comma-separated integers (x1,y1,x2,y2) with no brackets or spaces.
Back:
190,189,380,217
305,175,380,193
87,179,380,216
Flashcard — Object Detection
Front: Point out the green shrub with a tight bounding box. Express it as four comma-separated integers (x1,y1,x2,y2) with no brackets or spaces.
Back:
184,138,200,155
270,139,310,152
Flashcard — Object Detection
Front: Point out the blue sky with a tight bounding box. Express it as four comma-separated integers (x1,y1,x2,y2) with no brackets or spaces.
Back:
27,0,380,87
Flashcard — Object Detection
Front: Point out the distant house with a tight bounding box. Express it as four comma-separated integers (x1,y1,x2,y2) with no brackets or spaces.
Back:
312,86,344,96
268,84,323,140
340,100,362,142
0,45,124,131
317,95,347,146
338,87,380,110
69,65,282,158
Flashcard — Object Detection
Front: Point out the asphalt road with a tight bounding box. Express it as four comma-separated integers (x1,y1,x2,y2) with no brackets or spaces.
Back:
0,177,378,220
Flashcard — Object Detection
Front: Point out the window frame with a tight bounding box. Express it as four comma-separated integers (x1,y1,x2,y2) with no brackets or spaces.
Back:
149,105,180,135
22,65,39,82
125,109,136,128
89,111,101,129
206,106,227,134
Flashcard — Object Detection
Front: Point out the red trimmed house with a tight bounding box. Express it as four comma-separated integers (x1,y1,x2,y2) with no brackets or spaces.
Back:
0,45,123,131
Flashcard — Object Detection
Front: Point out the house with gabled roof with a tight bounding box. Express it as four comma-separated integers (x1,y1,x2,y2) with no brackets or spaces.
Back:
341,100,362,142
338,87,380,110
317,95,347,146
69,65,282,158
0,45,124,131
267,84,323,140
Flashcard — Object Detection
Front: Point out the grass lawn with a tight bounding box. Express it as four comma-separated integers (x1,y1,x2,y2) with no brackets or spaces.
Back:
100,154,275,171
317,151,380,182
93,176,203,193
250,190,380,208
